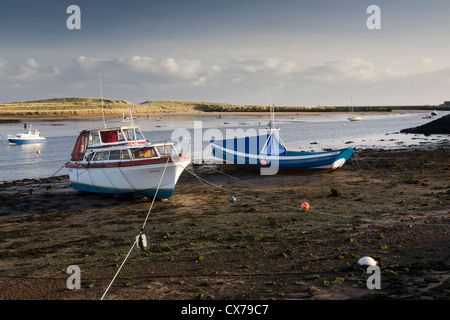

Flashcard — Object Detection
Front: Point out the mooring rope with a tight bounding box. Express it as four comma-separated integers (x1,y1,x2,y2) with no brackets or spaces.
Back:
182,166,450,227
10,163,67,197
100,156,171,300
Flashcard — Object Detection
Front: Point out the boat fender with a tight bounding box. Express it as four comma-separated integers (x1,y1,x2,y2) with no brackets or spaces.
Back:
136,234,147,251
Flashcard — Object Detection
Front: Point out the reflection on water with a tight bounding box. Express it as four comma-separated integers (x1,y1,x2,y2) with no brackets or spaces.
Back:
0,111,448,182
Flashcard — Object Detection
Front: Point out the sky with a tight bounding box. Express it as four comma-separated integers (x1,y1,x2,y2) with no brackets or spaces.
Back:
1,0,450,106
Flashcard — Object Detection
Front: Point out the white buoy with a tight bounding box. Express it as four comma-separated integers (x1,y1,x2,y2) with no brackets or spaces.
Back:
357,256,377,266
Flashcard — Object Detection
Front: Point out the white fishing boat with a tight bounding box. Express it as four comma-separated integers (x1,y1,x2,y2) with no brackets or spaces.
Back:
348,97,362,121
65,115,190,199
8,126,47,144
348,115,362,121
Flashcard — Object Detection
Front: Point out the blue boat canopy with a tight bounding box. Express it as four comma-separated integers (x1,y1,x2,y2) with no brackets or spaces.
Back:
260,132,287,155
211,130,287,156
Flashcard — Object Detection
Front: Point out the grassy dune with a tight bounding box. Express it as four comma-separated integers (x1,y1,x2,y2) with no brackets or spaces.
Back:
0,97,331,117
3,97,440,117
0,97,133,117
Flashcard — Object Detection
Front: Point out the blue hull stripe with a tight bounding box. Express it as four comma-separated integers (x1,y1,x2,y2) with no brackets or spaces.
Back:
70,182,174,198
211,145,354,169
8,139,47,144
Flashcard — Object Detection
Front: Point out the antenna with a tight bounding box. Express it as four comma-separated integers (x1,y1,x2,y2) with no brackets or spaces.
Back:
99,73,106,128
269,92,274,130
128,105,138,145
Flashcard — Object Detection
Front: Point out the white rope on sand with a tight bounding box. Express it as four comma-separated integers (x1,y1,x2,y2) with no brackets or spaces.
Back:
100,156,170,300
182,166,450,227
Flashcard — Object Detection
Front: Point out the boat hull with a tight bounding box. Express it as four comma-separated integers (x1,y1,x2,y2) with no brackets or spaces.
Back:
8,138,47,144
65,158,190,199
211,142,354,172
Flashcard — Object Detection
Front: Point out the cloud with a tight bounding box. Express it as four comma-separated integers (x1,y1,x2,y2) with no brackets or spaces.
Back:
0,57,60,81
0,57,8,73
73,55,215,84
418,57,433,67
302,58,376,82
1,54,450,106
229,57,298,76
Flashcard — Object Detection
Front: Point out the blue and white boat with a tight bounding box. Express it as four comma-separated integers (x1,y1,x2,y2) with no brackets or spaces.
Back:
210,103,354,173
211,129,354,172
7,126,47,144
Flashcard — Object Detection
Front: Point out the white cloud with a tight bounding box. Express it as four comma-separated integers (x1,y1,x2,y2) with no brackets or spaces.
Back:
418,57,433,67
230,57,298,76
1,54,450,106
302,58,376,82
160,57,202,78
0,57,8,74
26,58,39,69
0,57,61,81
72,55,215,85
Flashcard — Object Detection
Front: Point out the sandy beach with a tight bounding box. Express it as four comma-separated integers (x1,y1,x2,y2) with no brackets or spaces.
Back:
0,140,449,301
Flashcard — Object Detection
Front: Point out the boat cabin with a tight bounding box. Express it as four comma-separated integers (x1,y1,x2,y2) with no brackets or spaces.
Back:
87,127,146,145
82,144,176,163
70,126,147,161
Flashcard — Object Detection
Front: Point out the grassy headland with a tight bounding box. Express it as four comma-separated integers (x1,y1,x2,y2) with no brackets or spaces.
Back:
0,97,332,117
0,97,448,119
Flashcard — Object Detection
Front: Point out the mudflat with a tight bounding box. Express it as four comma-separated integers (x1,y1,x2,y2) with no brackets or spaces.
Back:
0,142,449,300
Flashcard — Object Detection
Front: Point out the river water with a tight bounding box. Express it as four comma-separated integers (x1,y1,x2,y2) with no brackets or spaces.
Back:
0,111,448,182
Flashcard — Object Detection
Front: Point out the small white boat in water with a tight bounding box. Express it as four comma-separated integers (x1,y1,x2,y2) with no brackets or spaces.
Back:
8,126,47,144
348,115,362,121
348,97,362,121
65,123,190,199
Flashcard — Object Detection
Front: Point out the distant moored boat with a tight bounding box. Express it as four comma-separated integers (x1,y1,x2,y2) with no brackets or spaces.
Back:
7,126,47,144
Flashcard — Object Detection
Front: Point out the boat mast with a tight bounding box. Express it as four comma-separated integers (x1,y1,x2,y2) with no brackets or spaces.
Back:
128,105,138,145
99,73,106,128
268,92,274,130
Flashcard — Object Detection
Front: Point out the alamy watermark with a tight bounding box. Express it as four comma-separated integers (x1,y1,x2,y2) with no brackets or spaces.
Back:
66,5,81,30
66,265,81,289
171,121,281,175
65,5,380,31
366,266,381,289
367,5,381,30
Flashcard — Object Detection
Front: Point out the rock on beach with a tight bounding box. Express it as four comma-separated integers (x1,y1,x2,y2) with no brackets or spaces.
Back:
401,114,450,135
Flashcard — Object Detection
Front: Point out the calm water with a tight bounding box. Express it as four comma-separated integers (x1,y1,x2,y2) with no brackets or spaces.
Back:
0,111,448,182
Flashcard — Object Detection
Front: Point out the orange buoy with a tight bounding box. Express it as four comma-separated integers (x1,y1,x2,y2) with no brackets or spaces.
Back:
301,202,310,210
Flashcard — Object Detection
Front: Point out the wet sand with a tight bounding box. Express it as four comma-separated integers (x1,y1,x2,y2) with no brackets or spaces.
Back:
0,142,449,301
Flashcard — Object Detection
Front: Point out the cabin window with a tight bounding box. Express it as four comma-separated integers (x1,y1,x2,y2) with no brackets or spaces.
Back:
86,152,94,161
132,147,157,159
100,130,120,143
109,150,120,160
123,128,145,142
70,131,89,161
93,151,110,161
109,149,130,160
157,145,174,157
88,131,101,145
